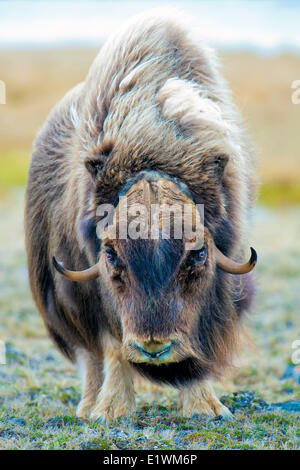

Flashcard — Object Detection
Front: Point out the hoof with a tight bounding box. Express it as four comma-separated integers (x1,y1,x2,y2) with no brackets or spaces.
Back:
215,405,234,421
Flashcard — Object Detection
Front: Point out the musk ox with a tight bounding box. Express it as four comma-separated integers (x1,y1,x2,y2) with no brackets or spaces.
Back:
25,9,257,422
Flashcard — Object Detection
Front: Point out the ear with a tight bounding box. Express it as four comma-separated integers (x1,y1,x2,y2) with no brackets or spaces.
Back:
85,157,105,179
76,213,101,257
214,154,229,178
201,153,229,183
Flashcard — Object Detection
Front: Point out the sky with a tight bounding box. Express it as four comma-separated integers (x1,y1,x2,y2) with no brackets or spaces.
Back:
0,0,300,52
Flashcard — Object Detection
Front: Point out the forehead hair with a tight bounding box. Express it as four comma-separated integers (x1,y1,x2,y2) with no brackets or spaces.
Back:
111,174,203,240
120,237,184,296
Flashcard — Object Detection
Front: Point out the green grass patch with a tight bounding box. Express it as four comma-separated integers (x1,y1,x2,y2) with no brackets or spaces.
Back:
259,182,300,206
0,151,29,191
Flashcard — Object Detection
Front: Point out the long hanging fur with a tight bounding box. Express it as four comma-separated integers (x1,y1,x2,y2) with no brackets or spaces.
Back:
25,8,256,383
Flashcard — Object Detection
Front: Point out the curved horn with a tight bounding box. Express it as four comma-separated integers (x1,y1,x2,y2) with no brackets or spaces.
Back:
215,246,257,275
52,256,100,282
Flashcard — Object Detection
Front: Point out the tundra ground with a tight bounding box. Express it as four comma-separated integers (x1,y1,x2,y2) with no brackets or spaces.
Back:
0,189,299,450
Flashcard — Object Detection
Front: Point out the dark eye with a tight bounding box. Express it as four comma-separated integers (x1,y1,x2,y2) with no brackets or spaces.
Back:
105,247,119,266
188,245,207,264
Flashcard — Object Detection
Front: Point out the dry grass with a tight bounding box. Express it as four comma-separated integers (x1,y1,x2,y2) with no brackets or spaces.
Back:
222,53,300,185
0,48,300,202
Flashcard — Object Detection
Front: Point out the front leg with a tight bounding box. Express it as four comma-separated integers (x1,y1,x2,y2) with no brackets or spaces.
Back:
90,333,136,423
76,348,103,418
178,380,233,420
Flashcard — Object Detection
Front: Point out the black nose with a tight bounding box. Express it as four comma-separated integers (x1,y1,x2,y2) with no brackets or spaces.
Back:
134,341,172,360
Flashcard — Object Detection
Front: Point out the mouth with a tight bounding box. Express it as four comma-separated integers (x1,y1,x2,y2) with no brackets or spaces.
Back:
123,336,195,365
135,343,172,361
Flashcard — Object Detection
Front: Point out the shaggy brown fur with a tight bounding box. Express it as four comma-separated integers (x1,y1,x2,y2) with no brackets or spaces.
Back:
25,9,256,421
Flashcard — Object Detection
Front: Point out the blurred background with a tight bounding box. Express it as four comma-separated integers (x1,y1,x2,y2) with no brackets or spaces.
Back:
1,0,300,202
0,0,299,450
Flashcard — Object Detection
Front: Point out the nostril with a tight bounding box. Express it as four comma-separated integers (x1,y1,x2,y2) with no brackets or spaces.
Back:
134,342,172,359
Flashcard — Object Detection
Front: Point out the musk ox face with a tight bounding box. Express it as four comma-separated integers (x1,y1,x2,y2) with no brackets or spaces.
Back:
53,173,257,372
98,180,214,366
97,175,210,366
100,233,215,366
